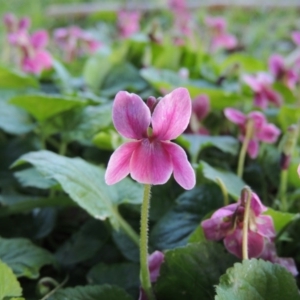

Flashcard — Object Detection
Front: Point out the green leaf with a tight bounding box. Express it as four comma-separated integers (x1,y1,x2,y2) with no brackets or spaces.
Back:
278,105,300,131
93,129,122,150
0,101,35,134
215,259,300,300
155,242,237,300
273,82,296,104
220,53,267,73
0,237,55,279
14,168,56,189
150,184,223,250
264,208,299,233
0,260,22,299
178,135,239,162
48,284,134,300
198,161,246,199
0,65,38,89
55,219,110,266
13,150,143,229
9,94,87,122
87,263,139,292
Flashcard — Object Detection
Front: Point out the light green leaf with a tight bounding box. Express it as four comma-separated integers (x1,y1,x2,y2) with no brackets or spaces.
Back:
198,160,246,199
0,101,35,134
0,65,38,89
0,237,55,279
9,94,87,121
48,284,134,300
13,150,143,229
278,105,300,131
264,208,299,233
155,242,237,300
215,259,300,300
0,260,22,299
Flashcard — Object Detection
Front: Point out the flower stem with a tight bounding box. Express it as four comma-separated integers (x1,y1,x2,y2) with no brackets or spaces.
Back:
242,187,252,260
216,177,229,206
279,169,288,212
237,119,254,178
140,184,156,300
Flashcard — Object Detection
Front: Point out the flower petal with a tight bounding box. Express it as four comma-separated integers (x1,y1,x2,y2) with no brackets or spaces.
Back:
243,74,261,92
269,54,285,78
130,139,172,185
247,139,259,159
257,124,281,143
224,108,246,125
162,141,195,190
30,30,49,49
152,88,192,140
263,88,282,107
105,141,139,185
253,92,268,109
250,192,268,216
192,94,210,121
256,215,276,239
148,251,164,282
113,91,151,139
248,111,266,129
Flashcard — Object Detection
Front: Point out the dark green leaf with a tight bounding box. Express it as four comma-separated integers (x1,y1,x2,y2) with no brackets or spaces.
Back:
0,237,55,278
49,284,134,300
215,259,300,300
155,242,238,300
150,184,223,250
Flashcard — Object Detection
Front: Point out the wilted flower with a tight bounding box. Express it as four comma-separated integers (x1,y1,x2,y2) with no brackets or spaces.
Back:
139,251,164,300
201,192,275,258
243,72,282,109
105,88,196,190
224,108,281,158
205,16,238,52
117,10,141,38
53,26,101,62
269,54,298,90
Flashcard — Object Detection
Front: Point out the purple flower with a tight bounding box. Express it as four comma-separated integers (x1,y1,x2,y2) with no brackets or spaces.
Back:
224,108,281,159
260,240,298,276
3,13,30,33
292,31,300,46
269,54,299,90
105,88,196,190
201,192,275,258
139,251,164,300
117,10,141,39
243,73,282,109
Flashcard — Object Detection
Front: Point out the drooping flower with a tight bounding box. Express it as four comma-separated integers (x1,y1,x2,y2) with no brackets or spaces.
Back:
201,192,275,258
269,54,299,90
117,10,141,39
260,240,298,276
53,26,101,62
139,251,164,300
243,72,282,109
205,16,238,52
105,88,196,190
9,29,52,74
224,108,281,159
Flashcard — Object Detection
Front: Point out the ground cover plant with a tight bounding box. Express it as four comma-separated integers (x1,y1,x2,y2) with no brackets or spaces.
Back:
1,1,300,299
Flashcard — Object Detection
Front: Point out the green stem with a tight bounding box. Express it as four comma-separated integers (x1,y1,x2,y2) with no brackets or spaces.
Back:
279,169,288,211
115,209,140,246
237,119,254,178
59,140,68,156
140,184,155,300
242,187,252,260
216,177,229,206
40,275,69,300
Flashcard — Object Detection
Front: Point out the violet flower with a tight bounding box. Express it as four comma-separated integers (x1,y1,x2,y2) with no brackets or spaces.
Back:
224,108,281,159
117,10,141,39
9,29,52,74
139,251,164,300
269,54,298,90
105,88,196,190
205,16,238,52
3,13,30,33
53,26,101,62
201,192,275,258
243,73,282,109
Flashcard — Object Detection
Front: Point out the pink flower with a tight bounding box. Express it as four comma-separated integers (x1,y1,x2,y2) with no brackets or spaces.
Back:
139,251,164,300
224,108,281,159
260,240,298,276
292,31,300,46
105,88,196,190
269,54,298,90
205,16,238,52
243,73,283,109
201,192,275,258
53,26,101,62
117,10,141,38
3,13,30,33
